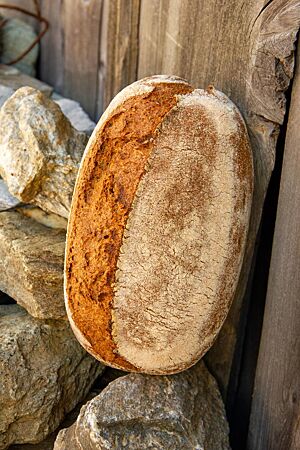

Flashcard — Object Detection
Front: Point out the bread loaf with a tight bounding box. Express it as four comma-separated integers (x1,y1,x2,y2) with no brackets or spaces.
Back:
65,75,253,375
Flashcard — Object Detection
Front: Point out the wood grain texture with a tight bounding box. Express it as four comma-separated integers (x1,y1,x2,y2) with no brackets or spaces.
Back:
248,37,300,450
62,0,103,119
96,0,140,115
38,0,140,120
39,0,65,92
138,0,300,397
40,0,102,117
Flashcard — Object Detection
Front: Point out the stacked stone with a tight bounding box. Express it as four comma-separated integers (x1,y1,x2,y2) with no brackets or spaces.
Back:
0,68,104,449
0,68,231,449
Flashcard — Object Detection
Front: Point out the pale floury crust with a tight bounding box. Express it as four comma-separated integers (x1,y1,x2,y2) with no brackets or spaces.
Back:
65,77,253,374
112,88,253,373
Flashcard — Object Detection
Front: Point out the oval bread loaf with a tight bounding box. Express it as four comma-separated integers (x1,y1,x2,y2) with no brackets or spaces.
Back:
65,75,253,375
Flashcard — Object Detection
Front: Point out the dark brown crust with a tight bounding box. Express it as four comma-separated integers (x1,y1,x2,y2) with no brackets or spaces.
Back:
65,82,192,370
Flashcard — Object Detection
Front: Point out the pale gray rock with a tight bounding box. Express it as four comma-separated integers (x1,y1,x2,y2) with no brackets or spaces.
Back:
0,86,14,108
0,64,19,75
55,98,96,136
0,179,21,210
0,87,88,218
0,84,93,137
54,361,230,450
0,210,66,319
0,18,39,76
0,64,52,96
0,304,104,449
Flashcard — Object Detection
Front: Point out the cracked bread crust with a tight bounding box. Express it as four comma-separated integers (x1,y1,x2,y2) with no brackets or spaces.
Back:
65,77,193,372
65,77,253,374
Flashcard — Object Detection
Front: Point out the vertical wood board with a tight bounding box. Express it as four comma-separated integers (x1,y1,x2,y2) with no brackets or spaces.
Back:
97,0,140,115
248,37,300,450
38,0,140,120
39,0,65,92
61,0,103,118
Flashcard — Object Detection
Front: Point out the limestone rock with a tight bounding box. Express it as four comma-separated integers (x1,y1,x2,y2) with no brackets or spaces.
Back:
55,98,96,136
0,87,88,218
0,86,94,136
0,18,39,77
17,205,68,230
0,304,104,449
0,210,66,319
0,179,21,210
0,64,52,96
54,361,230,450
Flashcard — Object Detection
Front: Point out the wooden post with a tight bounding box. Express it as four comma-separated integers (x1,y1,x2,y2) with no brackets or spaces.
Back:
248,38,300,450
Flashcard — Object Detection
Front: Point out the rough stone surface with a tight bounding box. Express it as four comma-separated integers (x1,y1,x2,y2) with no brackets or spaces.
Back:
0,210,66,319
0,64,52,96
54,361,230,450
0,87,88,217
0,179,21,210
17,205,68,230
0,304,104,449
0,87,94,136
55,98,96,135
0,18,39,77
9,388,105,450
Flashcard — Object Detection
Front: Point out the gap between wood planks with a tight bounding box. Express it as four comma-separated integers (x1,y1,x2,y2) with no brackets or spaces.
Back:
226,40,297,449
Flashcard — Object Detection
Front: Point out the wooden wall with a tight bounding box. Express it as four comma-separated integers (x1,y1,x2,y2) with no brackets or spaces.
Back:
2,1,300,448
248,38,300,450
39,0,140,120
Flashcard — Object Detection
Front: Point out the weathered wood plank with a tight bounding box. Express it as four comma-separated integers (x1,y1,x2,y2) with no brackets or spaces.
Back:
40,0,103,118
248,37,300,450
62,0,103,119
39,0,139,120
96,0,140,115
39,0,65,92
138,0,300,398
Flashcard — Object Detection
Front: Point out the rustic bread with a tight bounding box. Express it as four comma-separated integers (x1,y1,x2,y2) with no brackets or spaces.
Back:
65,75,253,375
